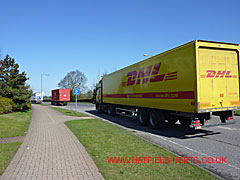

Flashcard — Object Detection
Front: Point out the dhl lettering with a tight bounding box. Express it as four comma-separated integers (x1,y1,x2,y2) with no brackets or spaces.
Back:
202,70,236,78
215,71,226,78
206,70,216,78
122,62,178,87
136,65,152,85
155,93,179,98
225,71,233,78
126,71,137,86
164,72,178,81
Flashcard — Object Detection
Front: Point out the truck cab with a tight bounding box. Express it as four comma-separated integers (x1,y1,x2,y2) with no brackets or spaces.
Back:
96,79,103,111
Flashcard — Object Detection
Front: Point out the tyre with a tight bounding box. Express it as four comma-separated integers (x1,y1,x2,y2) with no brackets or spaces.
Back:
137,109,148,126
220,116,226,123
96,104,103,113
200,118,205,126
179,117,192,126
107,104,116,116
149,110,165,129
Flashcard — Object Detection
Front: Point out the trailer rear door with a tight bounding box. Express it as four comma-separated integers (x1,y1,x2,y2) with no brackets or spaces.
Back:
198,47,239,110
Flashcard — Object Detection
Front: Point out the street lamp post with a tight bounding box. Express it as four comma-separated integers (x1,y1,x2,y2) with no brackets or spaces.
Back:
41,74,49,104
143,54,153,57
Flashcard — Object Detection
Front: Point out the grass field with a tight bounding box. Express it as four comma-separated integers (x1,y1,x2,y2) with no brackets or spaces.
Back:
0,110,32,176
0,142,21,175
0,111,32,138
51,107,88,117
66,118,219,180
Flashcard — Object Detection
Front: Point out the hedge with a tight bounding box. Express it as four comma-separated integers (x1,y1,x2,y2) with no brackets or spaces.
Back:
0,96,15,114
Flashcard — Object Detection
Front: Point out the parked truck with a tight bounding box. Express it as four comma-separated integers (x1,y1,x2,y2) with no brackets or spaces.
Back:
31,92,43,104
51,89,70,106
96,40,240,129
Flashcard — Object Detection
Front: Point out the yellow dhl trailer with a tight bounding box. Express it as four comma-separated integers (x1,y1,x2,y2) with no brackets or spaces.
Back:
96,40,240,129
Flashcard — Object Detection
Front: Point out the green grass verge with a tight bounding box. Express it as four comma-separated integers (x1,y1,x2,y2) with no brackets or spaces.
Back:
0,111,32,138
0,142,21,175
234,111,240,115
51,107,88,117
66,119,219,180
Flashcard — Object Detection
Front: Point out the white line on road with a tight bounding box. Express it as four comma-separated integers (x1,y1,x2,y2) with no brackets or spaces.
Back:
216,126,237,131
143,131,240,171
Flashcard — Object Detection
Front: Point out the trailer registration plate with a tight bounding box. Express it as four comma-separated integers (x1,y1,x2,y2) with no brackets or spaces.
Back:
195,126,202,130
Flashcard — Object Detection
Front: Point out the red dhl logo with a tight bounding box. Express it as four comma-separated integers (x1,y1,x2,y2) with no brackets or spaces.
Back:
201,70,237,78
122,62,177,87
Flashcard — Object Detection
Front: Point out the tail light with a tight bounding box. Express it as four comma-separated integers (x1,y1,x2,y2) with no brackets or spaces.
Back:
192,120,202,126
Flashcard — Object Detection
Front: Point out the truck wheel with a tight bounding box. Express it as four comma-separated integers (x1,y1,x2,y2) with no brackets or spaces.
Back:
149,110,165,129
179,117,192,126
107,105,116,116
137,109,148,126
200,118,205,126
96,104,103,113
220,116,226,123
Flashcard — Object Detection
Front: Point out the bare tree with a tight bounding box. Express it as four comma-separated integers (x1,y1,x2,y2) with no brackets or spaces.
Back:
58,70,87,95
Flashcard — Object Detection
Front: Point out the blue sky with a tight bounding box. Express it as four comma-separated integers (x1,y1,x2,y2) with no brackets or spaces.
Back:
0,0,239,96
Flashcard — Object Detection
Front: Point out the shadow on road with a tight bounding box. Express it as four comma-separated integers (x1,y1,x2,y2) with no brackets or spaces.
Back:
86,110,221,139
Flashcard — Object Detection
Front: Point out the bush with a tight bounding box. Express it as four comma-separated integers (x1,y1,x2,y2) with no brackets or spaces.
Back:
25,102,32,110
0,96,15,114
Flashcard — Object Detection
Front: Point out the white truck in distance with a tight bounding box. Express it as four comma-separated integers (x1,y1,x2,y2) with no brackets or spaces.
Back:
31,92,43,104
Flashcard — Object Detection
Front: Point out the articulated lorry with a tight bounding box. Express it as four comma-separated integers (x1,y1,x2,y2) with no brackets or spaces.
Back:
51,89,70,106
96,40,240,129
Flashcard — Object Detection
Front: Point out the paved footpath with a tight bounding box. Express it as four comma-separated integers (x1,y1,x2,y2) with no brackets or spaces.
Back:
1,105,104,180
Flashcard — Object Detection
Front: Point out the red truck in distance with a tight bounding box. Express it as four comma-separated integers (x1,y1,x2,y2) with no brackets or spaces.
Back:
51,89,70,106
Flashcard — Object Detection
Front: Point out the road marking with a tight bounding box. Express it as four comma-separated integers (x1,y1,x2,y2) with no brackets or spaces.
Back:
143,131,240,171
216,126,237,130
184,133,206,138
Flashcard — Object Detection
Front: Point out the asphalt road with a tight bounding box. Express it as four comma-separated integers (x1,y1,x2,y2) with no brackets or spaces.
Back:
47,102,240,180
